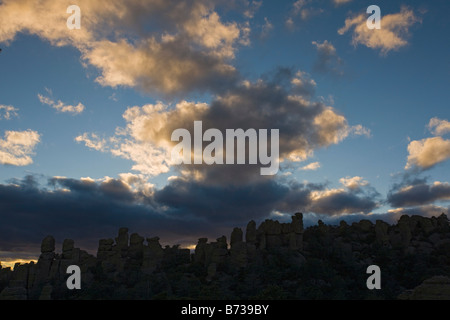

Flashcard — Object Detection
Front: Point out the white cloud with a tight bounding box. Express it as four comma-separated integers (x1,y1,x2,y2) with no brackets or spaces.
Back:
405,136,450,170
0,105,18,120
0,130,40,166
75,133,107,151
340,176,369,190
38,93,84,115
349,124,371,138
314,108,349,145
333,0,352,5
300,162,321,171
428,117,450,136
338,6,420,54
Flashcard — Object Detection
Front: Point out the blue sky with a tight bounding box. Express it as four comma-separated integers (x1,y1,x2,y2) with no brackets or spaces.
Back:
0,0,449,263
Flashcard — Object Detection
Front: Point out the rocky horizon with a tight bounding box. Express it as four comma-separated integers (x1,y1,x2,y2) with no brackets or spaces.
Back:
1,212,450,300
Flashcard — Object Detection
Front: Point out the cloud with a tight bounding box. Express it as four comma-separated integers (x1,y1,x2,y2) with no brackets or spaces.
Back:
388,205,449,218
300,162,320,171
0,0,254,97
339,176,369,190
243,1,262,19
38,93,85,115
405,136,450,170
77,69,368,181
75,133,107,151
0,175,187,254
338,6,421,54
333,0,352,5
82,35,240,96
0,173,385,256
388,181,450,208
286,0,323,30
349,124,372,138
428,117,450,136
291,71,316,97
303,176,379,215
75,131,171,177
388,205,449,219
312,40,344,76
259,17,274,39
0,105,18,120
0,130,40,166
307,188,378,215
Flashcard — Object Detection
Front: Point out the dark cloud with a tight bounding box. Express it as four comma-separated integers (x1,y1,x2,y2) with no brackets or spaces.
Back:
154,178,288,222
0,175,214,255
104,68,360,183
388,180,450,208
312,40,344,76
388,205,449,218
308,189,379,215
0,173,385,259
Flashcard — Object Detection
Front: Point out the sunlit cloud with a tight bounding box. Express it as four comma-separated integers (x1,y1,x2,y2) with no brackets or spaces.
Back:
428,117,450,136
405,136,450,170
0,130,40,166
300,162,321,171
38,93,85,115
0,105,19,120
339,176,369,190
0,0,253,97
338,6,421,54
333,0,352,6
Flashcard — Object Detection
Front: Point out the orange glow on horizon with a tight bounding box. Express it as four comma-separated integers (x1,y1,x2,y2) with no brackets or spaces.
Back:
1,259,37,270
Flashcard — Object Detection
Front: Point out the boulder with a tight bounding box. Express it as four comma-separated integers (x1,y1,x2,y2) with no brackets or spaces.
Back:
292,213,304,234
0,280,27,300
62,239,75,260
230,241,247,268
97,238,114,260
194,238,208,264
399,276,450,300
230,227,243,247
246,220,257,243
375,220,389,245
41,236,55,254
129,233,144,260
357,220,373,233
115,227,129,253
39,284,53,300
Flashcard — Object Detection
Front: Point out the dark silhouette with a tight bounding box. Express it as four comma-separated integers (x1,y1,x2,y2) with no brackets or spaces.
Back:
1,213,449,300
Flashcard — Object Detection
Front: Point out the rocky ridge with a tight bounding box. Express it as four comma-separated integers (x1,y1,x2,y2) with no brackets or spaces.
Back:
1,213,449,300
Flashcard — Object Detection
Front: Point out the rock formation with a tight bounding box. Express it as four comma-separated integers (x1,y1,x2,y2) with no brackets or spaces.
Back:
0,212,449,300
399,276,450,300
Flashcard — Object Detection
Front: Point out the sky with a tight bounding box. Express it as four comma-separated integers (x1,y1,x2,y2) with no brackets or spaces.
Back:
0,0,449,267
